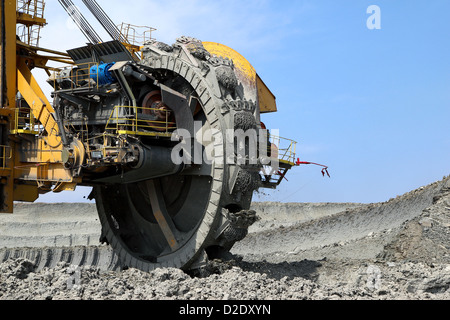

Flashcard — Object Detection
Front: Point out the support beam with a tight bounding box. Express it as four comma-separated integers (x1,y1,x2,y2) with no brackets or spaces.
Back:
17,58,63,149
0,0,17,213
146,179,179,251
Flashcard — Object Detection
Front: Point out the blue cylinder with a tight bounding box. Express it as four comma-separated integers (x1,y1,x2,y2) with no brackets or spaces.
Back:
90,63,116,85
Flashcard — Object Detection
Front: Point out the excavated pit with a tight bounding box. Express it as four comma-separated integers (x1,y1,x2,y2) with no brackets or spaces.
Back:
0,176,449,300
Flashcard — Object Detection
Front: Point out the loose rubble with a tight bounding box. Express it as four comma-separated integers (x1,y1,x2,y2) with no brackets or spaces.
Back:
0,258,448,300
0,176,449,300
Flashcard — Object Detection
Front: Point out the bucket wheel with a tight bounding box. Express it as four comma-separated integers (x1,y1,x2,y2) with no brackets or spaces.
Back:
94,37,262,272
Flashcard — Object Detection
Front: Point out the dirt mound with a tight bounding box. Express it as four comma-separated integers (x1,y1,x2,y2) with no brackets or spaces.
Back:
233,175,450,261
379,180,450,264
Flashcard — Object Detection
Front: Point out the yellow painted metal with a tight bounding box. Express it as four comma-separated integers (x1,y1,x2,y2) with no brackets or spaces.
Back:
13,3,77,199
11,106,39,135
17,58,53,111
18,137,69,164
16,0,46,47
0,0,18,213
17,58,63,149
16,40,74,74
48,62,99,90
119,23,156,60
202,41,277,113
13,184,39,202
2,1,17,109
0,1,78,212
52,181,77,193
14,161,73,183
203,41,257,88
105,105,176,137
256,75,277,113
116,130,172,138
15,136,73,185
16,11,46,26
17,40,73,60
269,134,298,167
118,23,156,45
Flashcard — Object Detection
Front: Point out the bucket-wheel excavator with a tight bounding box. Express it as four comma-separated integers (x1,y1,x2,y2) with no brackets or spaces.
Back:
0,0,310,272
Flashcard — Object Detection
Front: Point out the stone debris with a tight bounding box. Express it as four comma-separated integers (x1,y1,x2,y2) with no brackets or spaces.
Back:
0,176,449,300
0,258,448,300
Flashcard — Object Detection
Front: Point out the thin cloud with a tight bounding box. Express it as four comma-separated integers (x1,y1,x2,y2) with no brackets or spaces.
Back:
37,0,313,66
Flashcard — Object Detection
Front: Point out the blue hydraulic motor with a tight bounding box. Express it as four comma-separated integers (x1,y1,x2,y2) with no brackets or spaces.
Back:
90,62,116,85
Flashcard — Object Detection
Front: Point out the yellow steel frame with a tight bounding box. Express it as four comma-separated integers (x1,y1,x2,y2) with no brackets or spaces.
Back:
0,0,18,212
16,0,46,47
17,57,63,150
0,1,75,212
11,104,39,135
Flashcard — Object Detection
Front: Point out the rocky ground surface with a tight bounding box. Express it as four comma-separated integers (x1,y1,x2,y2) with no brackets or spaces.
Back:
0,176,449,300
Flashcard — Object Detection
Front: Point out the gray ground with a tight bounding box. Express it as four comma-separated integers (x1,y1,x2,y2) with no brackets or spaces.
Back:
0,175,449,300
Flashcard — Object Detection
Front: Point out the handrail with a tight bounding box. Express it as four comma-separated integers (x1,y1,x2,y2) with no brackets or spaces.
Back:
51,62,100,90
105,105,176,137
11,106,40,134
269,134,297,165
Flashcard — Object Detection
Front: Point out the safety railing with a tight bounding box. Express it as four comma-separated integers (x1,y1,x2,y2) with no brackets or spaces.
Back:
118,23,156,46
11,106,40,135
17,0,45,16
269,134,297,166
50,62,101,90
105,105,176,137
16,0,46,47
259,135,298,188
118,23,156,58
16,23,42,47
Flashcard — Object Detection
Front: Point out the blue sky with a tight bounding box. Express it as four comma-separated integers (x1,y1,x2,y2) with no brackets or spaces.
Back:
35,0,450,204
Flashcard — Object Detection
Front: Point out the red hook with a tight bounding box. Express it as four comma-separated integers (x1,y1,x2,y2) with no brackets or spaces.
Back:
296,158,330,178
